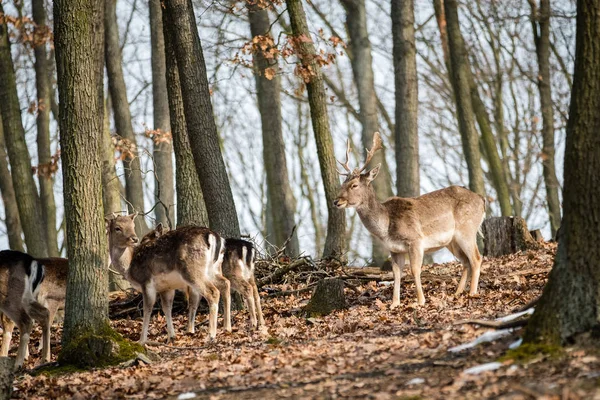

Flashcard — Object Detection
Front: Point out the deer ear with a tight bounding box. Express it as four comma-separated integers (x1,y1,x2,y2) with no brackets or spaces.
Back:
366,163,381,184
156,223,164,234
130,212,138,220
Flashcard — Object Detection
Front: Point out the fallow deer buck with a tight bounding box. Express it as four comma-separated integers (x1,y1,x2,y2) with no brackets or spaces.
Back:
119,223,231,343
334,132,486,307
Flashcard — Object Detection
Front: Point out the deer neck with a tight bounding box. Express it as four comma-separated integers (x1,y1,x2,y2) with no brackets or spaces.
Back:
109,244,133,278
356,189,389,241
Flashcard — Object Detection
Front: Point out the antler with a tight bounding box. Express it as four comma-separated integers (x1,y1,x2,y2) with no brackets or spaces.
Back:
336,138,352,176
357,132,383,174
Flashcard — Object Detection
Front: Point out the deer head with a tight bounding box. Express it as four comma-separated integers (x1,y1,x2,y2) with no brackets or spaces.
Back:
334,132,383,209
105,213,139,249
140,223,169,246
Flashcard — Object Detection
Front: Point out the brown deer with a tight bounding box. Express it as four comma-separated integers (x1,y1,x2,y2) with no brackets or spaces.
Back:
334,132,486,307
125,224,231,343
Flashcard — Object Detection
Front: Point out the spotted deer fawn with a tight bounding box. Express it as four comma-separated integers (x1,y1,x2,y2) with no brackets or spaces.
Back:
121,223,231,343
334,132,486,307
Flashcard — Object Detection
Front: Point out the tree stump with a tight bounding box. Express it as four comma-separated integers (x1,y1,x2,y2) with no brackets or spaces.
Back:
303,278,346,317
482,217,540,257
0,357,14,400
530,229,544,243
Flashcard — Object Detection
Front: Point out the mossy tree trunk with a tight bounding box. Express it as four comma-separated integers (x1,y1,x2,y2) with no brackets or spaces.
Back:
443,0,486,197
0,116,24,252
529,0,562,237
149,0,175,228
104,0,148,237
32,0,59,256
524,0,600,346
162,3,209,228
0,4,48,258
342,0,394,266
55,0,135,362
304,278,346,317
248,2,299,257
286,0,346,259
164,0,240,238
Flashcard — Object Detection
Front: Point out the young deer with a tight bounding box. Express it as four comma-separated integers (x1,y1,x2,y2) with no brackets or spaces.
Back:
334,132,486,307
126,225,231,343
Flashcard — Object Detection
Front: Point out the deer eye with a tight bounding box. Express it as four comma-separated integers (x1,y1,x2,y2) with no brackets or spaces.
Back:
351,184,359,189
115,227,122,232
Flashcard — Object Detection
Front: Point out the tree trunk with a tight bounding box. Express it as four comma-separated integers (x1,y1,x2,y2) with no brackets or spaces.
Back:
0,116,24,252
304,278,346,317
0,357,14,399
481,217,539,257
162,9,208,228
32,0,59,256
104,0,148,237
0,5,48,257
524,0,600,345
149,0,175,228
341,0,393,266
164,0,240,238
248,3,299,257
443,0,486,197
529,0,562,237
286,0,346,259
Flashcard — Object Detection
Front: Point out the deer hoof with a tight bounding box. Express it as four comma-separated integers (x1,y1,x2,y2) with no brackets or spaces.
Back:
390,302,400,310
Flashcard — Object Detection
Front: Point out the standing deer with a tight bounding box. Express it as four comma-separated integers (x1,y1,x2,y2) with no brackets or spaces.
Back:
123,223,231,343
334,132,486,307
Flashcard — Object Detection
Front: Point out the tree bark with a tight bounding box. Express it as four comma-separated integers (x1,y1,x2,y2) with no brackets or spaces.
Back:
248,3,299,257
481,217,539,257
443,0,486,197
0,5,48,257
304,278,346,317
104,0,148,236
0,115,24,252
341,0,393,266
524,0,600,345
149,0,175,228
32,0,59,257
54,0,111,345
0,357,14,400
286,0,346,258
164,0,240,238
529,0,562,237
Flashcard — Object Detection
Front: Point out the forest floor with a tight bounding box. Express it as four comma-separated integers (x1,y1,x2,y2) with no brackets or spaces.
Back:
10,242,600,399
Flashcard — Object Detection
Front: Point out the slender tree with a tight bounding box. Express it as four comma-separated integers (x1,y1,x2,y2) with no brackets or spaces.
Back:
341,0,393,265
162,1,208,227
104,0,148,236
443,0,485,196
529,0,562,237
164,0,240,238
54,0,126,358
0,4,48,257
32,0,59,256
286,0,346,258
149,0,175,228
0,114,24,252
524,0,600,345
247,2,299,256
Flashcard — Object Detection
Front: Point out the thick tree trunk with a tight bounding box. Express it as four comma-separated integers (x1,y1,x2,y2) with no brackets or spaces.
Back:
443,0,486,197
0,6,48,258
0,116,23,252
342,0,393,266
481,217,539,257
286,0,346,258
529,0,562,237
0,357,13,400
32,0,59,257
248,3,299,257
54,0,111,345
104,0,148,236
525,0,600,345
164,0,240,238
304,278,346,317
149,0,175,228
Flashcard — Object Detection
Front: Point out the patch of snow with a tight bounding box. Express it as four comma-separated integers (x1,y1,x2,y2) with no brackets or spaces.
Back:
448,328,513,352
406,378,425,385
495,308,534,323
177,393,197,400
463,362,503,375
378,281,393,286
509,338,523,349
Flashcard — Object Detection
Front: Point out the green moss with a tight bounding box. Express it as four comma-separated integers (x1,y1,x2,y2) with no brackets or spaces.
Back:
58,322,145,369
34,363,88,377
266,336,282,346
500,342,563,363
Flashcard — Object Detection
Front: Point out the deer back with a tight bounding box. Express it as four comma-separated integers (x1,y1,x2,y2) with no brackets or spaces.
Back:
223,238,255,281
33,257,68,304
0,250,45,311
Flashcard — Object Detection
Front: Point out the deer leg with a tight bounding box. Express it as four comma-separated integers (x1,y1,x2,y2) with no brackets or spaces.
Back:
1,314,15,357
15,317,33,369
160,290,176,341
239,281,256,329
408,245,426,306
457,237,482,295
187,288,201,334
390,252,405,309
139,286,157,345
28,301,51,363
251,278,265,329
203,283,220,340
448,242,470,295
214,275,231,333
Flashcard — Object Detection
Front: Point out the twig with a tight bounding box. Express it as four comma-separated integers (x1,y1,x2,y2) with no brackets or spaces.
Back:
453,318,529,329
266,282,318,298
257,257,313,287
